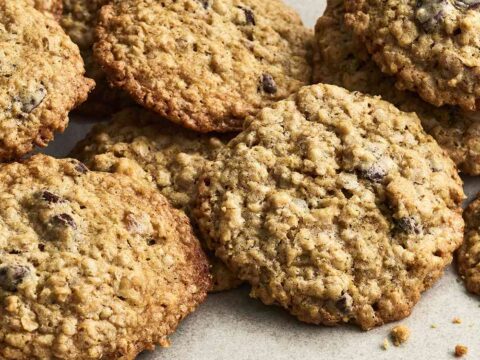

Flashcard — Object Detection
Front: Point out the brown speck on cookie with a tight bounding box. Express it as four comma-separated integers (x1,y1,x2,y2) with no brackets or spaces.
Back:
391,325,410,346
52,213,77,229
0,265,30,292
238,6,256,25
455,345,468,357
261,74,277,94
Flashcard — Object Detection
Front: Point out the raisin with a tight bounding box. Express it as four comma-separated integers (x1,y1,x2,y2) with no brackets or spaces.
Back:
261,74,277,94
395,216,422,234
15,85,47,114
53,213,77,229
336,292,353,314
0,265,30,292
41,190,62,204
415,0,452,32
196,0,209,9
238,6,256,25
74,161,89,174
358,166,387,183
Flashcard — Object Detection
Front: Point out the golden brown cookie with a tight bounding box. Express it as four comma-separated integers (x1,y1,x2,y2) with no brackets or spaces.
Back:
60,0,132,116
313,0,480,175
71,107,242,292
0,0,93,160
94,0,313,132
0,155,210,359
345,0,480,111
195,84,464,330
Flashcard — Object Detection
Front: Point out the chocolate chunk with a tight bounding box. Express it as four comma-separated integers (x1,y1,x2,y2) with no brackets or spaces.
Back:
196,0,209,9
238,6,256,25
15,85,47,114
336,292,353,314
415,0,452,32
358,166,387,183
41,190,62,204
395,216,422,234
261,74,277,94
73,161,89,174
53,213,77,229
0,265,30,292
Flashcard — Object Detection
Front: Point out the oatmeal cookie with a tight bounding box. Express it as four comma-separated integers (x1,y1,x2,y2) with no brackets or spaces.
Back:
0,155,210,359
195,84,464,330
345,0,480,111
457,195,480,295
61,0,132,116
94,0,313,132
0,0,93,160
313,0,480,175
71,107,242,292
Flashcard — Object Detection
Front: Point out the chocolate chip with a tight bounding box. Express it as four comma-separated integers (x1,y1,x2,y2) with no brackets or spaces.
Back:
261,74,277,94
196,0,209,9
336,292,353,314
14,85,47,114
395,216,422,234
52,213,77,229
358,166,387,183
238,6,256,25
41,190,62,204
415,0,452,32
0,265,30,292
73,161,89,174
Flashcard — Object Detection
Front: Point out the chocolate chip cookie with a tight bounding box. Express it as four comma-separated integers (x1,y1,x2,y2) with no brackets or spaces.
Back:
0,155,210,359
458,195,480,295
0,0,93,160
61,0,132,116
314,0,480,175
94,0,313,132
345,0,480,111
25,0,63,19
195,84,465,330
71,107,242,292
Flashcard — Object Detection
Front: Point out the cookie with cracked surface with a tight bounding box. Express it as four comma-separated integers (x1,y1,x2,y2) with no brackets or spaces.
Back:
71,107,242,292
0,0,93,161
195,84,465,330
0,155,210,359
313,0,480,175
61,0,133,117
344,0,480,111
94,0,313,132
24,0,63,19
457,195,480,295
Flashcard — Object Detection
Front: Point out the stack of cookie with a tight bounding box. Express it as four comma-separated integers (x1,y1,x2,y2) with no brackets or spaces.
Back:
0,0,477,358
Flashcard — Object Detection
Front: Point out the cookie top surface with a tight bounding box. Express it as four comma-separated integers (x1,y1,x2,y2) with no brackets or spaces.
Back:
71,107,241,292
457,196,480,295
195,84,465,330
345,0,480,111
0,155,210,359
61,0,132,116
25,0,63,19
0,0,94,160
314,0,480,175
94,0,313,132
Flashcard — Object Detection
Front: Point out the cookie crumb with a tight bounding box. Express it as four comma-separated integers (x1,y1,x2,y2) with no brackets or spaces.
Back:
382,338,389,350
390,325,410,346
452,317,462,324
431,324,437,329
454,345,468,357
